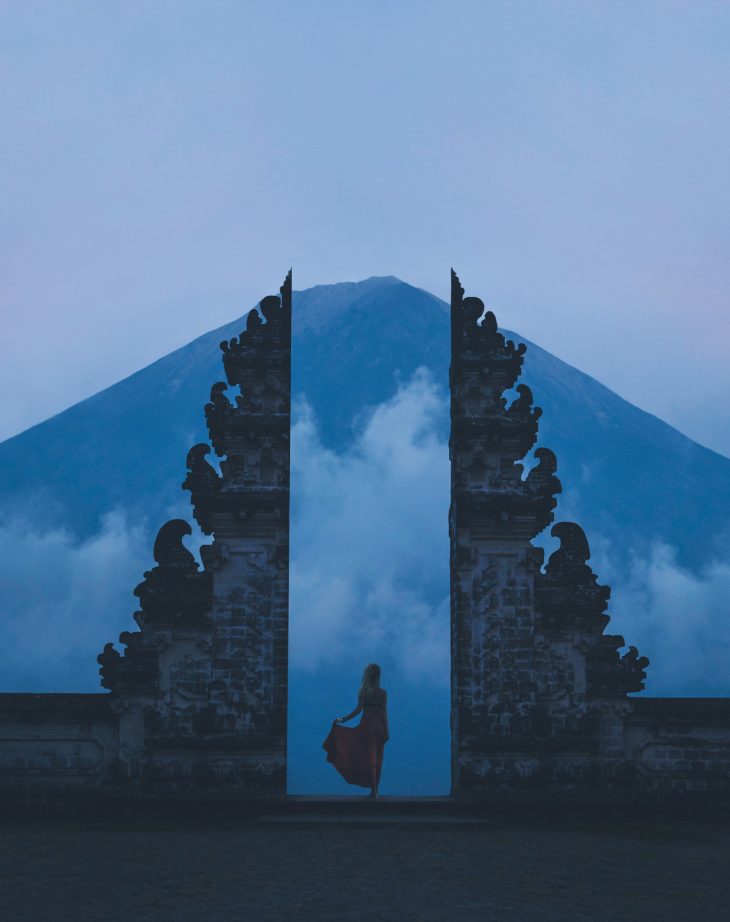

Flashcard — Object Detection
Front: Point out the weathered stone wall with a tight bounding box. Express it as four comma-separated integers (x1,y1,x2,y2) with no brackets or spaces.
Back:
0,694,117,802
626,699,730,796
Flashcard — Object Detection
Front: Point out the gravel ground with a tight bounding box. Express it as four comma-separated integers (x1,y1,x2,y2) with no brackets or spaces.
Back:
1,814,729,921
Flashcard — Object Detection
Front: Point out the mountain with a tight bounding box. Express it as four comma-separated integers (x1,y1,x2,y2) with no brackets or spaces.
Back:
1,276,727,569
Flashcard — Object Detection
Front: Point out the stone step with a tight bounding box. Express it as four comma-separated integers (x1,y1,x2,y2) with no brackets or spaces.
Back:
283,795,456,814
261,795,493,825
260,810,490,826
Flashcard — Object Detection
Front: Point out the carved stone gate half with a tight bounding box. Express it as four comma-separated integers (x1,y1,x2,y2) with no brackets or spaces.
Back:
96,272,292,795
449,270,654,794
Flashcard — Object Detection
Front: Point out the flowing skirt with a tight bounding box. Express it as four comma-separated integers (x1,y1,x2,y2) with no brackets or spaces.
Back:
322,709,388,789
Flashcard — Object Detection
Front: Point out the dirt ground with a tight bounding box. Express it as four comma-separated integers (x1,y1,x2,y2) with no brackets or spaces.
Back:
1,812,729,921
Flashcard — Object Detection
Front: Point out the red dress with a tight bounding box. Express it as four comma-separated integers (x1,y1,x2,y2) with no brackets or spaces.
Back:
323,691,388,789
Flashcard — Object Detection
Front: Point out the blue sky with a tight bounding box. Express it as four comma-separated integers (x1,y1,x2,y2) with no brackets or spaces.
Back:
1,0,729,457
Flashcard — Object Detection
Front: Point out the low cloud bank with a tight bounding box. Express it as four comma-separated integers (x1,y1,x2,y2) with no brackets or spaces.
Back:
0,511,149,690
1,367,728,702
289,368,451,683
604,543,730,697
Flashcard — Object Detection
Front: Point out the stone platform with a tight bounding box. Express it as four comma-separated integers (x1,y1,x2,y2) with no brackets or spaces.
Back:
2,806,730,922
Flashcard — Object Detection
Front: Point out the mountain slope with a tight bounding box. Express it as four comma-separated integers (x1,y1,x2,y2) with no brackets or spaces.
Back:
0,276,727,572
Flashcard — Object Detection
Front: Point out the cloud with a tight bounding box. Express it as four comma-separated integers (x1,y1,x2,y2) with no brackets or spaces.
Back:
604,542,730,697
0,369,452,692
0,510,150,691
536,489,730,698
2,367,729,704
289,368,451,683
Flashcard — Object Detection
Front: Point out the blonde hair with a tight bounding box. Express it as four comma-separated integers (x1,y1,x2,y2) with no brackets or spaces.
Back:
359,663,381,699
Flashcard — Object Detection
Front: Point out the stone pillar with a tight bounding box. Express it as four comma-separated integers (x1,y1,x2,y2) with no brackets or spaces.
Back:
449,270,560,793
199,271,291,791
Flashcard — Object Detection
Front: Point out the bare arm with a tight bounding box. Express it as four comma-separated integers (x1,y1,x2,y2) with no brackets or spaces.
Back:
382,690,389,740
336,695,363,723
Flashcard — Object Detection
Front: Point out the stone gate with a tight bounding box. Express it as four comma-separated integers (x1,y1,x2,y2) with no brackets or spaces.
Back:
1,269,730,803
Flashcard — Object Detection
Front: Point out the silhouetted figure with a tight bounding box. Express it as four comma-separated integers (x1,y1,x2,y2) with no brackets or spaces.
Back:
323,663,389,798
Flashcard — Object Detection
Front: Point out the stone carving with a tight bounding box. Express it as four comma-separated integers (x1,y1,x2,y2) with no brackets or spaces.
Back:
536,522,649,697
536,522,649,696
536,522,611,634
182,444,222,535
97,519,212,694
450,270,649,793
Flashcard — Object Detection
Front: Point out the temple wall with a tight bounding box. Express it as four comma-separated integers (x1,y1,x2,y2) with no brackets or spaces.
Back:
625,698,730,795
0,694,118,801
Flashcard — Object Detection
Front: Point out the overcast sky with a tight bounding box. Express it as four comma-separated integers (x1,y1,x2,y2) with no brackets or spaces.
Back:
1,0,728,454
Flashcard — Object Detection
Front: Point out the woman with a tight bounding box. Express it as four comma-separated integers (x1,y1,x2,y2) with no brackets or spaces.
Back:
322,663,389,798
